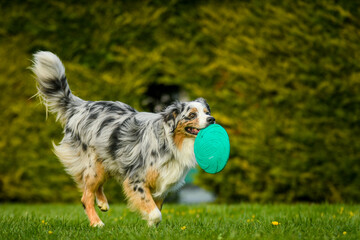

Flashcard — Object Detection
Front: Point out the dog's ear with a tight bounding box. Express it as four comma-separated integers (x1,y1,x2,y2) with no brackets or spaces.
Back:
163,101,184,132
195,97,211,113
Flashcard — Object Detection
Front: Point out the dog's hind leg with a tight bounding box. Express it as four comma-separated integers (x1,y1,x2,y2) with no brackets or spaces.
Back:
96,184,109,212
81,156,107,227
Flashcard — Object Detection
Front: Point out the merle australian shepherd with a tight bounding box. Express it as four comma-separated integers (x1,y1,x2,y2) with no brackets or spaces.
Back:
31,51,215,227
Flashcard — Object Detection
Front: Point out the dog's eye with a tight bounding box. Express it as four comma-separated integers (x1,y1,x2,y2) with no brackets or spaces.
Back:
205,111,210,116
188,113,197,119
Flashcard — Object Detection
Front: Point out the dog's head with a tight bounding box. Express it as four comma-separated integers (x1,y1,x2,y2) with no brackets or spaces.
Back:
163,98,215,149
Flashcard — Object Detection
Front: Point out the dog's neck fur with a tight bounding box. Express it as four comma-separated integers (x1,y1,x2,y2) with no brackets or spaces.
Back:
150,121,196,198
162,121,196,167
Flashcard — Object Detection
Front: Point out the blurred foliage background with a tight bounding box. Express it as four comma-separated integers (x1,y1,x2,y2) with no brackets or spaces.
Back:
0,0,359,203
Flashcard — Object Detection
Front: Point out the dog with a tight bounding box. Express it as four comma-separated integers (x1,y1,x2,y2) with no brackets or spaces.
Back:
31,51,215,227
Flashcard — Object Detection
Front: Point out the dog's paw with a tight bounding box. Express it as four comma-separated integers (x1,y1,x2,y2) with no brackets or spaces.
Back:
97,202,110,212
91,221,105,228
147,208,162,227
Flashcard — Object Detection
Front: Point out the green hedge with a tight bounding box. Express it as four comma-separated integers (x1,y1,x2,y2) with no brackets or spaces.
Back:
0,0,359,203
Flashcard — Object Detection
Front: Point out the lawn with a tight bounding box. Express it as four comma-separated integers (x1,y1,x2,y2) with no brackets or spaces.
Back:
0,203,359,240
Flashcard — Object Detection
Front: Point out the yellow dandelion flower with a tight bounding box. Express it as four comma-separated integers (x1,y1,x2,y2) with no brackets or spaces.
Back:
181,226,186,230
349,211,354,217
340,207,344,214
343,231,347,235
48,231,53,234
41,220,45,224
252,215,255,219
272,221,280,226
246,219,250,223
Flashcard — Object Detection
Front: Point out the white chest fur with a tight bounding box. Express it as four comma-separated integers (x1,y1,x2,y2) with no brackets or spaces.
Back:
152,138,197,199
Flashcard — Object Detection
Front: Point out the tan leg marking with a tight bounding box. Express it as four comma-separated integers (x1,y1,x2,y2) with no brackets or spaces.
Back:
123,178,157,214
155,198,164,211
145,168,164,211
81,161,107,227
123,169,162,226
96,184,109,212
145,168,159,190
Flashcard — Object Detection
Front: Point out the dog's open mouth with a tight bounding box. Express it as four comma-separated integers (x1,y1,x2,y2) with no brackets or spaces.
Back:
185,127,200,135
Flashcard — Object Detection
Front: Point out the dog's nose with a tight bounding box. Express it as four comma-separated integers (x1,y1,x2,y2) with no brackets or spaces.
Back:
207,117,215,124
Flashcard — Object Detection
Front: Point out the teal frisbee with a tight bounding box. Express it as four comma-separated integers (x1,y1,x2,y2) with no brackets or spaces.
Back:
194,124,230,174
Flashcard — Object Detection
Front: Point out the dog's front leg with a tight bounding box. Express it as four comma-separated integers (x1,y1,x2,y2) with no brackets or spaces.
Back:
155,198,164,211
123,178,162,227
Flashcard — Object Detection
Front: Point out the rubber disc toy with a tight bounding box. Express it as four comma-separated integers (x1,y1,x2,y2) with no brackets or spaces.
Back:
194,124,230,174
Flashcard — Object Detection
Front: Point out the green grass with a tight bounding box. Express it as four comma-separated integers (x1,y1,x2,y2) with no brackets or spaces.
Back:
0,204,359,239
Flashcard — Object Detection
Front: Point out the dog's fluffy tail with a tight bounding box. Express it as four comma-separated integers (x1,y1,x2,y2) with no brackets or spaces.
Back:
31,51,83,124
